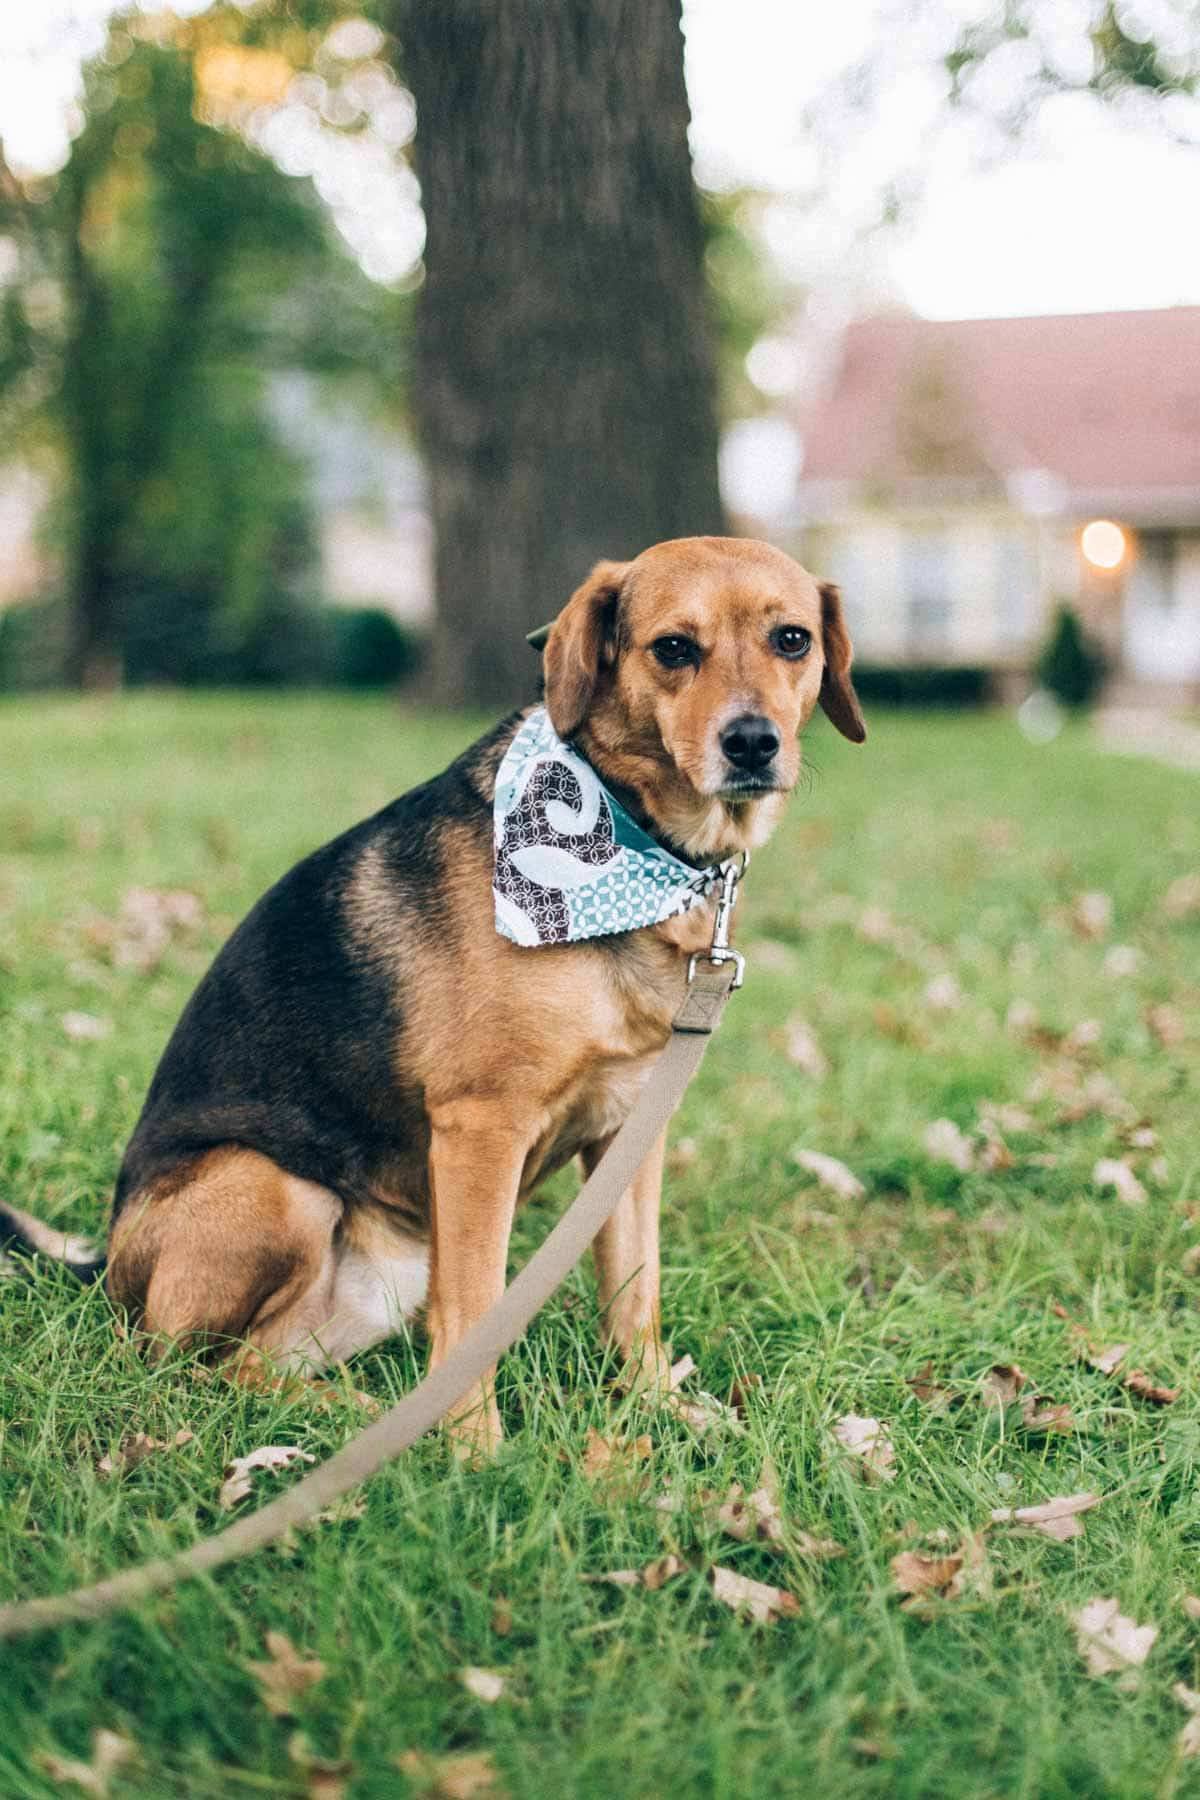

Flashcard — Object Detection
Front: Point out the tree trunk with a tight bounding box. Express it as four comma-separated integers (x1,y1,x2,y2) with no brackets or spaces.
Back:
398,0,725,709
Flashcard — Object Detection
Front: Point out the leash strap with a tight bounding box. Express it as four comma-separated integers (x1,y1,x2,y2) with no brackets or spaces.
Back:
0,962,737,1640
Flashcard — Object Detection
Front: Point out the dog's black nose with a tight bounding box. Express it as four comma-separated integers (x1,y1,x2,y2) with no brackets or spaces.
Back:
720,713,781,772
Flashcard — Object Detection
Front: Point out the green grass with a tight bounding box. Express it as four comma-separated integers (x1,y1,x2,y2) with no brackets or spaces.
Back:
1,692,1199,1799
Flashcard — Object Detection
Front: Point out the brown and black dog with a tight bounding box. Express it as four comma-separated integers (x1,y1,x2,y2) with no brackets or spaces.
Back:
3,537,864,1453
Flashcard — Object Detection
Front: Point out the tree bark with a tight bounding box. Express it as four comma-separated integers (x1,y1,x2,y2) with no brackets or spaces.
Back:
397,0,725,709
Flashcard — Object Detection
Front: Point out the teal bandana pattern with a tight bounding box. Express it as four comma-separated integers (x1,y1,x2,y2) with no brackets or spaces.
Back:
493,707,723,947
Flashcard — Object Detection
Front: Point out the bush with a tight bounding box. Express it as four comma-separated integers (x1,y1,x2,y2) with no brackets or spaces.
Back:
849,665,991,708
1035,604,1107,708
0,597,71,691
331,607,424,688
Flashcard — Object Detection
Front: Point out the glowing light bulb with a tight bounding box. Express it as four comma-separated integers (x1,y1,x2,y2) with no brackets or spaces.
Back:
1080,520,1127,571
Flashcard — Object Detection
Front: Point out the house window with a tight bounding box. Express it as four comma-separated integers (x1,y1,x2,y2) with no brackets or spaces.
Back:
904,529,951,655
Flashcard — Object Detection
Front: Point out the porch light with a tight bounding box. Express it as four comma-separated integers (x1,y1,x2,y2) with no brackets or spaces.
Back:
1080,519,1127,571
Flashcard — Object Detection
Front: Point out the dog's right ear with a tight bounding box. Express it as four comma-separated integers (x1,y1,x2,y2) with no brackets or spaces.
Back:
541,559,629,739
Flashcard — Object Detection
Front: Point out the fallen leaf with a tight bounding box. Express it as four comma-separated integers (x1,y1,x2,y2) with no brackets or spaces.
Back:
834,1414,896,1482
1087,1344,1130,1377
990,1492,1102,1542
1072,891,1113,939
490,1595,513,1636
667,1353,696,1389
458,1667,506,1703
1174,1685,1200,1758
727,1372,763,1414
219,1444,315,1510
1162,872,1200,920
906,1361,957,1411
395,1749,505,1799
35,1730,135,1796
792,1149,865,1201
96,1428,193,1478
1006,998,1040,1038
1063,1018,1103,1056
709,1563,800,1625
582,1427,652,1483
1103,944,1142,978
1073,1597,1158,1681
1146,1003,1186,1048
1093,1159,1147,1208
784,1016,829,1078
60,1011,112,1042
288,1732,354,1800
793,1527,846,1560
1123,1369,1180,1406
245,1632,326,1718
978,1100,1035,1135
923,1118,975,1174
1182,1596,1200,1620
982,1364,1027,1407
923,972,962,1012
1020,1395,1075,1435
711,1459,785,1549
585,1553,684,1593
891,1548,964,1599
892,1534,990,1611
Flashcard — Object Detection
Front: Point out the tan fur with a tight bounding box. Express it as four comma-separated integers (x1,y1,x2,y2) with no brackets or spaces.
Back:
108,538,862,1452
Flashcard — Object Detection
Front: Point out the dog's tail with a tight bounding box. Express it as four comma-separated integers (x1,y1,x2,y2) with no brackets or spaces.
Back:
0,1200,106,1284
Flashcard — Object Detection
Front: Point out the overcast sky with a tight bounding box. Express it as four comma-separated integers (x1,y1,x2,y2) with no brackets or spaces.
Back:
2,0,1199,322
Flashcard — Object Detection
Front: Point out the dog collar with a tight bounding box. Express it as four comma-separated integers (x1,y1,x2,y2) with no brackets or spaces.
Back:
493,706,727,947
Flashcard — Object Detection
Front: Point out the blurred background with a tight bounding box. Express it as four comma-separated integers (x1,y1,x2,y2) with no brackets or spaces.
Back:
0,0,1198,724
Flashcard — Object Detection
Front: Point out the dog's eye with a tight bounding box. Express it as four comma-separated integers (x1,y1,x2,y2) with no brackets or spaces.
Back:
772,625,812,660
651,635,698,669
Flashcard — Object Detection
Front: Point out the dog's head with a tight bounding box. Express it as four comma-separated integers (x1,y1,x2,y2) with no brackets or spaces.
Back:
541,536,865,861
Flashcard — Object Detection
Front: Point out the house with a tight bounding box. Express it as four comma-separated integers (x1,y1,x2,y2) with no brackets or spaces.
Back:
791,307,1200,694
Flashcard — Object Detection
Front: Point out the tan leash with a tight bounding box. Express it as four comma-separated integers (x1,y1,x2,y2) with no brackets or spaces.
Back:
0,957,739,1640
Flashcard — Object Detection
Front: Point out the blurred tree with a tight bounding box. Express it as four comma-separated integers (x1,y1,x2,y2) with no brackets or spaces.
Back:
0,8,406,688
389,0,724,709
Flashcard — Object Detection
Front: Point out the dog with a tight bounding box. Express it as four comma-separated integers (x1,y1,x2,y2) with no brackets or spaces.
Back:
2,536,864,1454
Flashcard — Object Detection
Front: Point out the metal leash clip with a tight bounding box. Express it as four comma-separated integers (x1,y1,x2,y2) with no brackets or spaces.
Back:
687,850,749,989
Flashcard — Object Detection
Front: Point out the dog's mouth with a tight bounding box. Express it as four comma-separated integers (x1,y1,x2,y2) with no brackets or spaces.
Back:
715,771,786,800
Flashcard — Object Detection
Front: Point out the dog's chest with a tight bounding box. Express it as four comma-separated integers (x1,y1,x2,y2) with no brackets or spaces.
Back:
525,1051,660,1190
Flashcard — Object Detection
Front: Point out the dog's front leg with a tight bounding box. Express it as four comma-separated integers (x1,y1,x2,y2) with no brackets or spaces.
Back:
583,1129,672,1397
426,1102,525,1459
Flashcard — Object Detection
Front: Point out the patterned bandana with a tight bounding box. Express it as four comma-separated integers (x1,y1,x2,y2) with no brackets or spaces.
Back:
493,706,725,947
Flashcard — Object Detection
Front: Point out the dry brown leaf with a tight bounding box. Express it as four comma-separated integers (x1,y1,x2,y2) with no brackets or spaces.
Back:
923,972,963,1012
219,1444,315,1510
1123,1369,1181,1405
727,1372,764,1414
1146,1003,1187,1048
96,1428,193,1478
60,1011,113,1042
668,1353,696,1390
245,1632,326,1718
35,1730,135,1797
1020,1395,1076,1435
709,1563,800,1625
982,1364,1027,1406
1182,1595,1200,1620
1174,1685,1200,1758
906,1361,957,1411
1162,872,1200,920
1093,1158,1147,1207
923,1118,975,1173
1072,891,1113,939
891,1534,990,1610
458,1667,506,1703
792,1149,865,1201
668,1390,745,1437
395,1749,506,1799
712,1459,785,1549
1103,944,1142,978
833,1414,896,1482
891,1548,964,1599
581,1427,652,1483
288,1733,354,1800
784,1016,829,1079
990,1492,1102,1542
1073,1598,1158,1681
1088,1344,1130,1376
585,1553,684,1593
490,1594,513,1637
793,1527,846,1560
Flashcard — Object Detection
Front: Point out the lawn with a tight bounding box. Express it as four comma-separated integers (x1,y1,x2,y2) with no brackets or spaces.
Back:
1,692,1199,1800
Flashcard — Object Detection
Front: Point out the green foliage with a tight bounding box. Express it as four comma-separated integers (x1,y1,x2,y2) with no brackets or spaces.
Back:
332,606,424,686
701,189,796,418
852,664,992,707
1036,603,1108,709
0,700,1198,1793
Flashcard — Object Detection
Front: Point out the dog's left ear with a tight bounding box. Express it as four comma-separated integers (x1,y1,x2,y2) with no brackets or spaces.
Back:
817,581,867,744
542,559,630,738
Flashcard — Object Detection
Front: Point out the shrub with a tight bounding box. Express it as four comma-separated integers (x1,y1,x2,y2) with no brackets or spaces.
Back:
1035,603,1107,708
849,665,991,708
331,608,424,688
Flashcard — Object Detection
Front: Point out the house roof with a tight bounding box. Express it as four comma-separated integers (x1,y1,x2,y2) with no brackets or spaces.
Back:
797,307,1200,509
